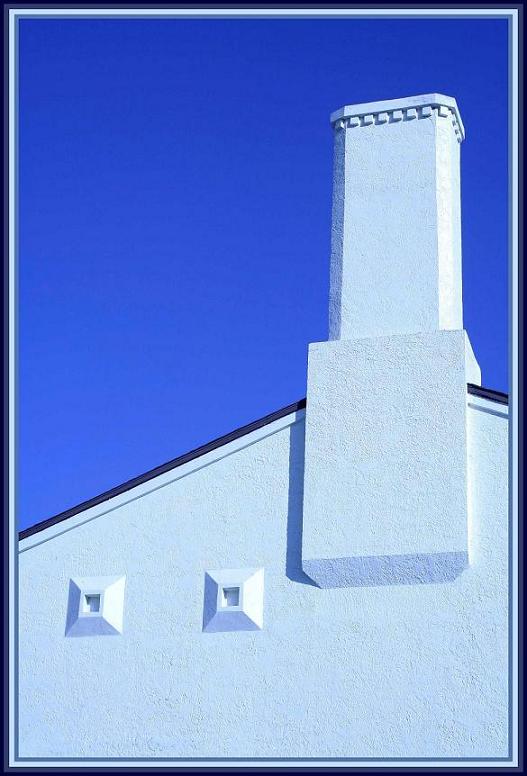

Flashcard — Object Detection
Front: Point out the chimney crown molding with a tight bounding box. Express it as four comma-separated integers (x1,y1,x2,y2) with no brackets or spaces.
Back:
330,93,465,142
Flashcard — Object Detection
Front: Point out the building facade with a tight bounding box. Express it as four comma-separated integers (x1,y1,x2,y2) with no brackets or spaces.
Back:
18,94,510,761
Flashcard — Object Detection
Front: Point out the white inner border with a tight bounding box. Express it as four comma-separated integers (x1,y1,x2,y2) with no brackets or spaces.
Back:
8,6,519,770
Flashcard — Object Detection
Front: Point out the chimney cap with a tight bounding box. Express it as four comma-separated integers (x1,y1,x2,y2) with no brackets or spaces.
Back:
330,93,464,140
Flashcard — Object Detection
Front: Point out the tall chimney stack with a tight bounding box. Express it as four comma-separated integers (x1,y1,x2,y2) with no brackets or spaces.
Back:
328,94,465,341
301,95,481,589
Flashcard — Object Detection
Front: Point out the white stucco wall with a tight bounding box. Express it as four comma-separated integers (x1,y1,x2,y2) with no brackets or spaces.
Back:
17,395,509,760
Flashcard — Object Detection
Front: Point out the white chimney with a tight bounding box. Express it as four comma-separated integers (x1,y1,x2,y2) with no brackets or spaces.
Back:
301,95,481,588
328,94,466,341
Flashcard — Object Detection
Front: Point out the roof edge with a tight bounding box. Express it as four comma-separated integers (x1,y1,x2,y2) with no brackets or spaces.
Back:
18,383,508,541
467,383,509,405
18,398,307,541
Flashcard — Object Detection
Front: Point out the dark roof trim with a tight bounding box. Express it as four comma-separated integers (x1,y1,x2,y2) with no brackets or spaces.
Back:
467,383,509,405
19,383,508,542
18,398,307,541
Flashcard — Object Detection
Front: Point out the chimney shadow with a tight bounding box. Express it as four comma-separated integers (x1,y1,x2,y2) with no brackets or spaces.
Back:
286,419,318,587
302,552,469,589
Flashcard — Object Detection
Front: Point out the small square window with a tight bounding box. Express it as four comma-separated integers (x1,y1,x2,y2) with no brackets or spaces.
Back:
203,568,264,632
83,594,101,613
221,587,240,608
66,576,126,637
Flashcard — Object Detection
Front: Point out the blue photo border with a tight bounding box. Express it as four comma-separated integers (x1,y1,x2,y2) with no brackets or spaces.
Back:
4,4,522,770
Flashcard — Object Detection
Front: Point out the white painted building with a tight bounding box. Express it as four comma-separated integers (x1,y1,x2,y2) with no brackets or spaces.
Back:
18,94,510,763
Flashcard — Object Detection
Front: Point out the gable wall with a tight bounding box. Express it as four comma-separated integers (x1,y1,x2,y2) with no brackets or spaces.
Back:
17,400,509,759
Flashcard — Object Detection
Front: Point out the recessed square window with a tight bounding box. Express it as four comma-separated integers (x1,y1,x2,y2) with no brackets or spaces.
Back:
221,587,240,608
66,576,126,637
203,568,264,632
83,594,101,613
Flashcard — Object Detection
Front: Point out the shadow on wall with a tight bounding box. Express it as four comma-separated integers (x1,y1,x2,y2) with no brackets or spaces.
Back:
301,552,469,589
286,420,318,587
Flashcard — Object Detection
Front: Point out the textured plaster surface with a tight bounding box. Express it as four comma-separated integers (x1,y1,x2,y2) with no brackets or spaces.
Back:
328,97,464,341
302,330,480,586
18,400,508,758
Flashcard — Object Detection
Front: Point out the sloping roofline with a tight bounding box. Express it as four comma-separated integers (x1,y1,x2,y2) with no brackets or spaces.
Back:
18,383,507,541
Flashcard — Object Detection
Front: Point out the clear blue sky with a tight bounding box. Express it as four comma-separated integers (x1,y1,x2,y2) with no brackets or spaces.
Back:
18,16,509,530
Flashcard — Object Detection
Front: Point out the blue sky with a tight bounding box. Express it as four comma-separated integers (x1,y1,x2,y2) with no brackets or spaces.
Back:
18,16,509,529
